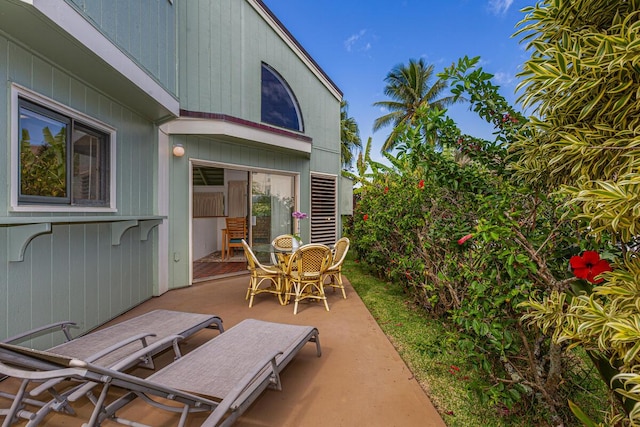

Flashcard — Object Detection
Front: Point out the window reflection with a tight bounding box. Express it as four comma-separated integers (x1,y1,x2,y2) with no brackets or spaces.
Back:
261,63,303,132
251,172,295,262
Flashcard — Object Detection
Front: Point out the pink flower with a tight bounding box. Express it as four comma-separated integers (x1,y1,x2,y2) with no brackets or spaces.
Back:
457,234,473,245
292,211,308,220
570,251,612,284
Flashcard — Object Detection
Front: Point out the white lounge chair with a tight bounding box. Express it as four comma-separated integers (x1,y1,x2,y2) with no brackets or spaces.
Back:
0,309,223,426
0,318,320,426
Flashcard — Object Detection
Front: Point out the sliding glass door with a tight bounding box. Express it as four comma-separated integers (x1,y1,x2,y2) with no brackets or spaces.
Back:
250,172,295,260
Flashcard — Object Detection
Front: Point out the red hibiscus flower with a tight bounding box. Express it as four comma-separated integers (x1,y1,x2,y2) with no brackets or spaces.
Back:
384,186,389,194
418,179,425,189
457,234,473,245
569,251,612,284
363,214,369,221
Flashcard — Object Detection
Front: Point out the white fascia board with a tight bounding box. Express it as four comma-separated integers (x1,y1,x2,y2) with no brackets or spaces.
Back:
247,0,342,102
29,0,179,117
162,118,312,154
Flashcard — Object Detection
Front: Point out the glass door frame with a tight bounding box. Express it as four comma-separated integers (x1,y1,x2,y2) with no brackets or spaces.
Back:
189,159,299,272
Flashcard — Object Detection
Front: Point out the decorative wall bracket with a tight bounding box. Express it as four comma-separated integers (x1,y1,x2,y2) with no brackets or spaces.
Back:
111,220,139,245
8,223,52,262
3,215,165,261
139,219,163,241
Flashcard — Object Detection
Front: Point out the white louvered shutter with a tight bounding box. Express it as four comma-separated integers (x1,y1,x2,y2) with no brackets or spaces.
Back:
310,174,337,245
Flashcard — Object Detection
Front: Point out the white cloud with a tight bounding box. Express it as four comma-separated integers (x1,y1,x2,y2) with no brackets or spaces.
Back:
493,71,515,86
344,30,367,52
488,0,513,15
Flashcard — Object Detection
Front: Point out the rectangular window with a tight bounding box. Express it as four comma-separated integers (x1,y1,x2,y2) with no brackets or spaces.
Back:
18,97,110,207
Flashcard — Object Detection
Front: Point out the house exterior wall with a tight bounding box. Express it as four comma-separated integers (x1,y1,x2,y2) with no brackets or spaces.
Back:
177,0,341,172
0,0,345,338
0,25,160,342
165,0,342,287
65,0,177,95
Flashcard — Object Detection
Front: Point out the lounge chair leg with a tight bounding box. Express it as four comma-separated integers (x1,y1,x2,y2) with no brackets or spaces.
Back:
3,379,29,427
86,380,113,427
178,405,189,427
311,333,322,357
25,385,77,426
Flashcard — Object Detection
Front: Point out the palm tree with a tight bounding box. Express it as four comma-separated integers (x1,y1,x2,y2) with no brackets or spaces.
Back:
340,100,362,170
373,58,458,152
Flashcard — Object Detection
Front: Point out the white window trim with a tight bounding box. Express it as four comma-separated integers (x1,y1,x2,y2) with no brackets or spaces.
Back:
10,84,117,212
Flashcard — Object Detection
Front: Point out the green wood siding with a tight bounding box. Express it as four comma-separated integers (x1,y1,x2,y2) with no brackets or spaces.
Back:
178,0,341,177
2,35,158,217
0,33,159,343
0,223,154,346
0,38,7,210
66,0,176,94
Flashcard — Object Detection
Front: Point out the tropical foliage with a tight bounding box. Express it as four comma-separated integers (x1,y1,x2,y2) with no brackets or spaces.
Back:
372,58,459,152
348,2,640,424
340,100,362,170
20,127,67,198
512,1,640,424
352,58,591,426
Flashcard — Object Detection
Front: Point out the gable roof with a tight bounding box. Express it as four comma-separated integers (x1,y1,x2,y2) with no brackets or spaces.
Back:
249,0,343,102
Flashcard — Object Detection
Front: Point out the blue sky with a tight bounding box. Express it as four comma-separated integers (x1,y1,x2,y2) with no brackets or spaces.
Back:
263,0,537,163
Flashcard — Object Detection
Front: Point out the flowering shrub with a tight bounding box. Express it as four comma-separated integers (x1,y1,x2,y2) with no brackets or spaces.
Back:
512,2,640,424
348,55,606,424
569,251,612,284
457,234,473,245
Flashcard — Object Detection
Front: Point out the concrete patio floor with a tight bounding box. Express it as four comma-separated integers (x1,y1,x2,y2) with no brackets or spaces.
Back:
3,273,447,426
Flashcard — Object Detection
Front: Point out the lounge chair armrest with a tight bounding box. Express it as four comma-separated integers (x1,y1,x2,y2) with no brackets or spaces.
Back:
83,333,158,363
2,321,77,344
66,335,185,402
201,351,283,427
108,334,185,371
0,360,82,382
29,332,159,397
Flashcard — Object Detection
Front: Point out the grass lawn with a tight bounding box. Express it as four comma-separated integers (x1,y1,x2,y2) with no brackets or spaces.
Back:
342,257,609,427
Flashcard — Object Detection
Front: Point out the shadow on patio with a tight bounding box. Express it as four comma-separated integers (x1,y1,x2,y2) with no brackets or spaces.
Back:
3,274,446,426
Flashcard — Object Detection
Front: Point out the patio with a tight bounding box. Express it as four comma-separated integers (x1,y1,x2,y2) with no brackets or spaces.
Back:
2,273,446,426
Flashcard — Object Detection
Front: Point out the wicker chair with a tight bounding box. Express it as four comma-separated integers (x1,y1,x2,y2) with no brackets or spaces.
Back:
323,237,350,299
271,234,294,251
283,244,332,315
270,234,294,265
241,240,284,307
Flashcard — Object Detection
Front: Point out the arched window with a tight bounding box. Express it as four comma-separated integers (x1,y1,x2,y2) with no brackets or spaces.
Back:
261,63,303,132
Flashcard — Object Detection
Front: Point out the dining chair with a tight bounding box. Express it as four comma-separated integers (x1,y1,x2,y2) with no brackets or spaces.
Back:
270,234,294,264
241,240,284,306
323,237,350,299
271,234,294,250
225,217,247,260
283,244,332,315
